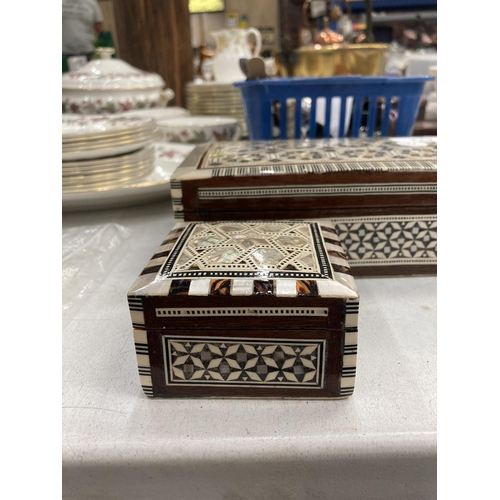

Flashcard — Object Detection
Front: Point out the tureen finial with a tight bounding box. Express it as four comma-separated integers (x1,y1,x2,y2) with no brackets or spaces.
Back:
95,47,116,59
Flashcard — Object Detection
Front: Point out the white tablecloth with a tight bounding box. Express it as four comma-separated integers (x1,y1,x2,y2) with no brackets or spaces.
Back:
62,198,437,500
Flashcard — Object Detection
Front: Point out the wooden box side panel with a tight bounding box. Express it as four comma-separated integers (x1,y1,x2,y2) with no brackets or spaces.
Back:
129,297,351,400
148,328,343,398
174,170,437,221
130,296,359,399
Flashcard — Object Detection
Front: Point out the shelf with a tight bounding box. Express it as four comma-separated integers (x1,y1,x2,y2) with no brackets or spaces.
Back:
346,0,437,13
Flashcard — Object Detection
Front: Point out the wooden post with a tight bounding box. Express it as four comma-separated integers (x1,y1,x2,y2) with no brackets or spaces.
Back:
364,0,374,43
112,0,193,107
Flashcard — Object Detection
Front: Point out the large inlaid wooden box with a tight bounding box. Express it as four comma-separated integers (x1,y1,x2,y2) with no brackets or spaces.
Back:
170,137,437,276
127,220,359,399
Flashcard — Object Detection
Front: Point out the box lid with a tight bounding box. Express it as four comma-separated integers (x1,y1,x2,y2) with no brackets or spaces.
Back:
172,137,437,181
128,220,358,301
170,137,437,221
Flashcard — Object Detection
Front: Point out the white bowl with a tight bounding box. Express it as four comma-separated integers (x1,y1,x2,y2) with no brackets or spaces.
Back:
157,116,242,143
121,107,190,120
405,52,438,77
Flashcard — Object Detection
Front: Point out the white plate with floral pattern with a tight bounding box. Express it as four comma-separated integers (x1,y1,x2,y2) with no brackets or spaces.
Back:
62,114,154,140
119,107,190,121
156,115,242,144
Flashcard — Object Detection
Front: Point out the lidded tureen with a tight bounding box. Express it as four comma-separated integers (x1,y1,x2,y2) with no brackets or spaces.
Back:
62,48,174,114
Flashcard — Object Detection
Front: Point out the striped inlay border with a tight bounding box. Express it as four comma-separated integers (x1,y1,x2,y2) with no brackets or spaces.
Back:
198,182,436,199
128,297,145,329
210,160,436,178
156,307,329,317
340,300,359,396
134,328,153,397
170,179,184,220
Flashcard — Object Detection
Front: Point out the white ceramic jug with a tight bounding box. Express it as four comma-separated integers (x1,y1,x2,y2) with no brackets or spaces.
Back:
210,28,262,83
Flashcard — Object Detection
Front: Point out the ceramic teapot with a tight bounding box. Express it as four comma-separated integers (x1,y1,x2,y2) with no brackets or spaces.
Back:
209,28,262,83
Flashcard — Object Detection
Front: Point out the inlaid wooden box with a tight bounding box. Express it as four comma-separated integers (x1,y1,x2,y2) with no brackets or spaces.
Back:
170,137,437,276
127,220,359,399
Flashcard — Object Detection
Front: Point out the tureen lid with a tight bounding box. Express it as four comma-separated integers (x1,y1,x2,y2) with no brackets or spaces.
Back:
62,48,165,91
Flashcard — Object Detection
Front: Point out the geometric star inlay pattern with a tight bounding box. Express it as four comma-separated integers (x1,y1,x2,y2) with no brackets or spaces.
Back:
334,217,437,265
164,338,325,387
160,221,333,279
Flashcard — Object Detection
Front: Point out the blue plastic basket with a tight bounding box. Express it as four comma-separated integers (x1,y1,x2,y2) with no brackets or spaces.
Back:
234,76,433,140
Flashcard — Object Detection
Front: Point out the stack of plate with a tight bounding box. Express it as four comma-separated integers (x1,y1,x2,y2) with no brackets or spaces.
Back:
62,114,157,192
185,82,248,137
62,114,157,161
62,143,156,192
62,142,196,212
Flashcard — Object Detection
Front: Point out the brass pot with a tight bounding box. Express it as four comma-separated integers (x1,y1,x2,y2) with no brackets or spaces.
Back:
282,43,388,78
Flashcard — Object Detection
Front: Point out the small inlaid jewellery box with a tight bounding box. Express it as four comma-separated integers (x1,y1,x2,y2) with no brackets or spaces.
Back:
170,136,437,276
128,220,359,399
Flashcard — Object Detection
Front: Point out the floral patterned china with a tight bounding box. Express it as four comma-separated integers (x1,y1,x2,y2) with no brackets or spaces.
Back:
120,107,190,121
119,107,191,141
62,48,174,114
62,114,155,139
156,116,242,144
